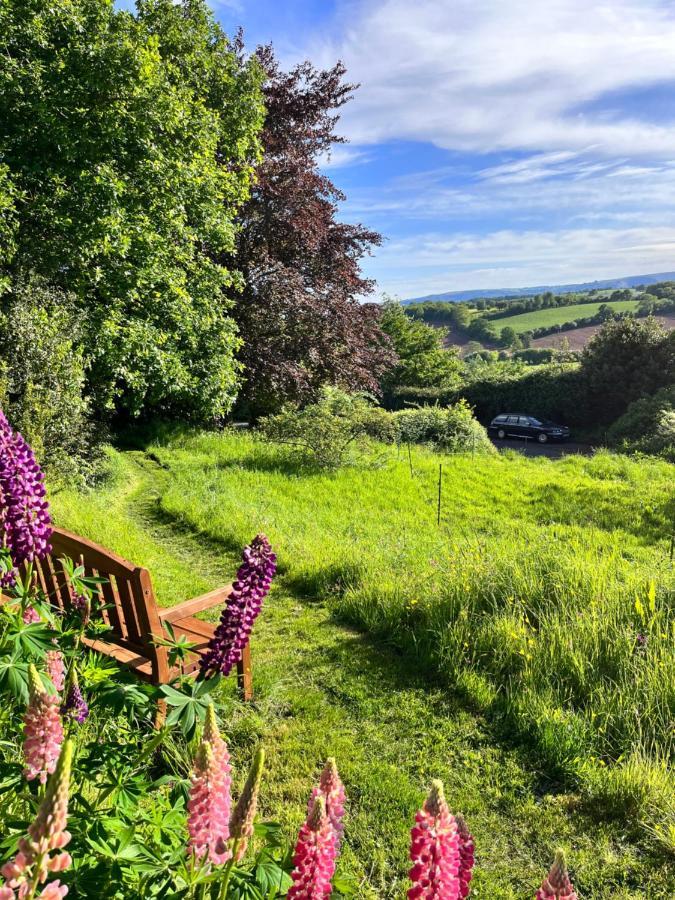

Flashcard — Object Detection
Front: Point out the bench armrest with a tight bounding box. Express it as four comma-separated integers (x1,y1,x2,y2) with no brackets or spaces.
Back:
159,585,233,623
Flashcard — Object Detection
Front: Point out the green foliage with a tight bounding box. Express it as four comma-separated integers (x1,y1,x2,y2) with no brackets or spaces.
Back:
393,400,495,454
608,386,675,460
580,317,675,423
379,301,462,402
0,275,96,477
259,387,385,469
0,0,264,420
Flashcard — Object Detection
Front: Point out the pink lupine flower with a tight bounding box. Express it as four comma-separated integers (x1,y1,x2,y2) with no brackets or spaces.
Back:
0,740,73,899
200,535,276,679
456,815,475,898
408,780,460,900
45,652,65,694
287,796,337,899
230,748,265,862
309,758,346,849
23,605,41,625
187,706,232,866
536,850,578,900
23,665,64,784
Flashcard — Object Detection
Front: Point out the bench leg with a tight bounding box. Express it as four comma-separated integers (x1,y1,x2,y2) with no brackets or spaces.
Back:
236,643,253,702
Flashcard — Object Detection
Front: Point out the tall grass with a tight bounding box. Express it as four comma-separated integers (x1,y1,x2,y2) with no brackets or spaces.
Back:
65,431,675,842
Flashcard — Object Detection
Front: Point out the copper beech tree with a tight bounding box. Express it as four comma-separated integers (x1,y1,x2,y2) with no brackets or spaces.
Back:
231,45,396,418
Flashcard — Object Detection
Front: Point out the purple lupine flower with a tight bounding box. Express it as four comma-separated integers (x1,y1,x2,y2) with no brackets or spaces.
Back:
61,670,89,725
0,410,52,567
199,535,276,679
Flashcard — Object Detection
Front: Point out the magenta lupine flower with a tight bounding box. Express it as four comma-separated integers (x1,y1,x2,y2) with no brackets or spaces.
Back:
287,796,337,899
46,652,65,694
536,850,578,900
24,665,64,784
0,740,73,899
456,815,475,898
309,758,346,849
187,705,232,866
408,780,461,900
230,748,265,862
0,410,52,566
61,670,88,725
199,535,276,679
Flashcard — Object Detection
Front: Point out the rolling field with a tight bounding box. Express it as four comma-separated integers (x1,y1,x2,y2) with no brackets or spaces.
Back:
486,299,640,336
50,433,675,896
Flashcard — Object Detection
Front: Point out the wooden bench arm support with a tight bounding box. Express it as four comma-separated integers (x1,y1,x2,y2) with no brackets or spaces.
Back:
158,585,233,624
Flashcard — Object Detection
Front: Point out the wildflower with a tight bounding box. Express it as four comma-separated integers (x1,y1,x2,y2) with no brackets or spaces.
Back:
61,670,88,725
24,665,64,784
69,591,90,628
0,410,52,566
187,706,232,866
287,796,337,899
408,780,460,900
46,652,65,694
635,633,648,652
309,758,346,849
230,748,265,862
536,850,578,900
456,814,475,899
200,534,276,679
23,605,42,625
0,740,73,899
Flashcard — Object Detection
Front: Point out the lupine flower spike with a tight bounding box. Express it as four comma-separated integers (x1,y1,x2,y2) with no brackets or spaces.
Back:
408,780,461,900
536,850,578,900
200,534,276,678
230,748,265,861
0,739,73,899
287,795,337,899
455,814,475,898
61,669,88,725
45,652,65,694
309,758,346,849
24,665,64,784
0,409,53,566
187,705,232,866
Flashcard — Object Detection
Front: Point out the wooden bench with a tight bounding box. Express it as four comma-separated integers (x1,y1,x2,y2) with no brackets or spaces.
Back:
18,527,253,700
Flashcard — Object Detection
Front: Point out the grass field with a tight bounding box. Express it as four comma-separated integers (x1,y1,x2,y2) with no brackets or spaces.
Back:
486,300,640,336
49,433,675,897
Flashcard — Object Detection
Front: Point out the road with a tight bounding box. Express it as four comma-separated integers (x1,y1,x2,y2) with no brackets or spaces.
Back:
491,438,593,459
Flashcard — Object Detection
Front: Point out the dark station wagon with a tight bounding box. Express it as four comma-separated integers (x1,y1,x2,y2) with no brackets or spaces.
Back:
488,414,570,443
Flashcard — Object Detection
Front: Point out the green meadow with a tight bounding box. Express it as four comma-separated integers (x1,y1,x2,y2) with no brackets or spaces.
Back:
486,300,640,335
49,431,675,897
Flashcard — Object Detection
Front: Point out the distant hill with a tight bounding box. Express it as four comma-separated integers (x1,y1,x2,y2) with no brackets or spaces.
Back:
404,271,675,304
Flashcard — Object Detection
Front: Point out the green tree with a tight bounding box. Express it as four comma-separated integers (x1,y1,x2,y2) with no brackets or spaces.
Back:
379,301,462,400
580,317,675,423
0,0,264,420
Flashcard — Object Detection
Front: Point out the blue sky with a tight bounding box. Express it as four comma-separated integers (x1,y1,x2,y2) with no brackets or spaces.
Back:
121,1,675,298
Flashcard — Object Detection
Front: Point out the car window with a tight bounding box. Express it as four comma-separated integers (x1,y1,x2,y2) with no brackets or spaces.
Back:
494,415,507,423
518,417,531,426
529,417,542,426
506,416,519,424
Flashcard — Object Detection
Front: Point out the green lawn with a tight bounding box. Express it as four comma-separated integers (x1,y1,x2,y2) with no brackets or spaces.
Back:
487,300,640,335
49,436,675,897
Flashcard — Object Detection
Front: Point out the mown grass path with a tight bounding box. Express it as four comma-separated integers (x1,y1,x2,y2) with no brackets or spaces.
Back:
51,453,674,899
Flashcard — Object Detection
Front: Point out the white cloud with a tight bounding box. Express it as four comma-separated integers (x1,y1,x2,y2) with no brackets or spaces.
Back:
301,0,675,157
369,225,675,297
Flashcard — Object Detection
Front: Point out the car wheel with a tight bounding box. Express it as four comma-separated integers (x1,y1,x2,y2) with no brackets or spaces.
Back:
497,428,506,439
537,433,548,444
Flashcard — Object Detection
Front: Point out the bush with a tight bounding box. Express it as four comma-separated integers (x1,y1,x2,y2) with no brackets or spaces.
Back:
608,386,675,460
259,387,381,468
0,276,97,478
394,400,495,454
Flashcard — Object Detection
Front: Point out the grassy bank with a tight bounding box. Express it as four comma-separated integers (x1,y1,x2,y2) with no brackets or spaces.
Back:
49,436,675,895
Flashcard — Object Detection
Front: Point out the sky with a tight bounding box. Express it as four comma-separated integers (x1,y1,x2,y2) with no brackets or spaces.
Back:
120,0,675,299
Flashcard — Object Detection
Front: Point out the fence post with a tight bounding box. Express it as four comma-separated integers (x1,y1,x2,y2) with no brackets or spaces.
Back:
407,442,414,477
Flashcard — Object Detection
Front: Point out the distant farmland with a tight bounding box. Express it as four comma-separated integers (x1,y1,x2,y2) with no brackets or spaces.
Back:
485,299,640,336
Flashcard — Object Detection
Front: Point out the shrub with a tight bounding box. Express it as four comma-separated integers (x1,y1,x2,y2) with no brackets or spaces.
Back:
0,276,97,478
394,400,495,454
607,385,675,460
259,387,381,468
